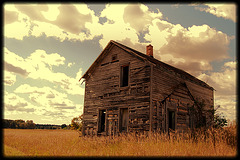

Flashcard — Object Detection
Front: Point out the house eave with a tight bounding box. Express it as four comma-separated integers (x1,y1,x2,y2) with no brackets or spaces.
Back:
79,40,115,82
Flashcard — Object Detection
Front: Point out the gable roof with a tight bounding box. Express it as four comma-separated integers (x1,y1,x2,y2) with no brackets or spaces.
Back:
160,82,197,105
80,40,213,90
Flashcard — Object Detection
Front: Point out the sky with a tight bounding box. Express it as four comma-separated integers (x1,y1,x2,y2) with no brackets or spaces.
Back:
3,3,237,125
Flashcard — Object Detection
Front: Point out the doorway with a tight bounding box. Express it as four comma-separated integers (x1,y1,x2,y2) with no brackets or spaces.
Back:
119,108,128,132
168,110,175,131
99,109,106,133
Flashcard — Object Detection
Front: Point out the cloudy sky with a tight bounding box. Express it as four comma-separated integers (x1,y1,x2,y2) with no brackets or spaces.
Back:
4,3,236,125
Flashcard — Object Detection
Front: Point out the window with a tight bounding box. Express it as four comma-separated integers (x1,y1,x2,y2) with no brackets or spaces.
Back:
119,108,128,132
168,110,175,131
98,109,106,132
120,65,129,87
112,54,117,62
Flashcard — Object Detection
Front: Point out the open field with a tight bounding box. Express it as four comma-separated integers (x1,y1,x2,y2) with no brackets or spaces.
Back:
3,126,237,157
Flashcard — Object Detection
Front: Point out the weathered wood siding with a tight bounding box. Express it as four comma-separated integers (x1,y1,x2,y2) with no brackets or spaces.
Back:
185,81,214,127
82,41,214,135
151,65,214,132
83,45,151,136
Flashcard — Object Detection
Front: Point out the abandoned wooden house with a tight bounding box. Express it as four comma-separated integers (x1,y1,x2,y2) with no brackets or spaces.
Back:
80,40,214,136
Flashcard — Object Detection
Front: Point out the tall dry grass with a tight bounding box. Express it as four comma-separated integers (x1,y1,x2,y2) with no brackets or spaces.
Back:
4,125,237,157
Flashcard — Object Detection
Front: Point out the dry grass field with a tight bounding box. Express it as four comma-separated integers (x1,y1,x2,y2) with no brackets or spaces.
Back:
3,124,237,157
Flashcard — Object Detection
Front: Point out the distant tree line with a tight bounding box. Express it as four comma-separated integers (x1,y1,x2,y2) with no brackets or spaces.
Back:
3,119,71,130
3,119,36,129
35,124,63,129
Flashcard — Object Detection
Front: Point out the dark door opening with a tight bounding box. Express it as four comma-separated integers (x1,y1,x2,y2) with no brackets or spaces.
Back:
120,65,129,87
119,108,128,132
168,110,175,131
99,109,106,132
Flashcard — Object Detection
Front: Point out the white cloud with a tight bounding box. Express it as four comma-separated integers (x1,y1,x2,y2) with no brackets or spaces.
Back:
4,2,232,67
214,95,236,121
67,62,75,67
224,61,236,69
75,68,83,80
4,70,16,86
14,84,83,114
4,10,19,24
144,19,171,50
198,61,236,96
156,24,229,62
4,47,84,96
123,4,162,32
194,3,236,22
4,47,66,77
197,61,237,120
11,84,83,124
94,4,139,48
4,91,35,113
14,84,73,108
41,4,60,21
4,3,97,42
52,4,92,34
4,4,32,40
26,49,65,71
31,21,90,42
145,23,230,76
4,48,30,77
4,21,30,40
3,4,140,47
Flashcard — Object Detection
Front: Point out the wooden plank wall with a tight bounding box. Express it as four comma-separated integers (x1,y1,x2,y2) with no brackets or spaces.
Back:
83,45,151,136
152,65,213,133
152,64,183,101
151,84,195,133
83,44,214,136
185,81,214,127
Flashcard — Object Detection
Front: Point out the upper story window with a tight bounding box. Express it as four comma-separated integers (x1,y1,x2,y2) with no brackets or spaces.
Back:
120,64,129,87
112,54,117,62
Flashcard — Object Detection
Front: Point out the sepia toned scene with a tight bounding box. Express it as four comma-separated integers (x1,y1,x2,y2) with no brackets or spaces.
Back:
3,3,237,157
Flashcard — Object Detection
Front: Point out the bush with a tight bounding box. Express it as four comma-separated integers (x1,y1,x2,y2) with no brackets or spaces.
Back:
70,115,83,131
214,113,227,128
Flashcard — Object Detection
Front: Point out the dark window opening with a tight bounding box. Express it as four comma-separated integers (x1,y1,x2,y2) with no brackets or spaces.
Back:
99,109,106,132
120,65,129,87
168,110,175,131
202,115,206,126
199,115,206,128
112,54,117,62
119,108,128,132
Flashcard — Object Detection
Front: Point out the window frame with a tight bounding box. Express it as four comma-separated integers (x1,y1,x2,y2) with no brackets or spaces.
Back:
120,63,130,88
112,54,118,62
118,107,129,132
98,109,106,133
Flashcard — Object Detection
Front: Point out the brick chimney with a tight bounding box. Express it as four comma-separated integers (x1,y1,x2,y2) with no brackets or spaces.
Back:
146,44,153,58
